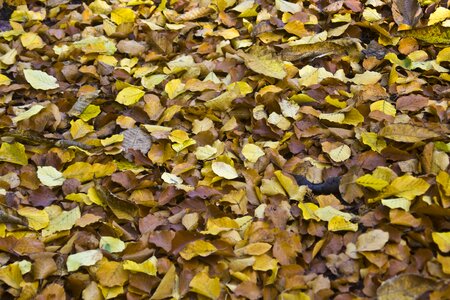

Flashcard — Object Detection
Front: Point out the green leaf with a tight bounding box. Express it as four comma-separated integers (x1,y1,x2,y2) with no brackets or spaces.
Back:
23,69,59,90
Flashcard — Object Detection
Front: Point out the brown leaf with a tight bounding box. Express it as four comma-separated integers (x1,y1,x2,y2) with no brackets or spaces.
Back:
377,274,441,300
391,0,423,28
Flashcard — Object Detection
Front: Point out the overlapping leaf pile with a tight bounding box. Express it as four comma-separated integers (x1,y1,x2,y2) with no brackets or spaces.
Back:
0,0,449,299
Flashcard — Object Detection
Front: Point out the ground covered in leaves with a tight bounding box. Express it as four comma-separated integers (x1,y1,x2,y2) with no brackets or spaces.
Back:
0,0,449,299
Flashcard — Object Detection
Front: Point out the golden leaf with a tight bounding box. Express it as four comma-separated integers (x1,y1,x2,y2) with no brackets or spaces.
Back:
379,124,439,143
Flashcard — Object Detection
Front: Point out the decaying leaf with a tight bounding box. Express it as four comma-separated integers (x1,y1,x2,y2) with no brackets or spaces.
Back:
122,127,152,155
377,274,441,300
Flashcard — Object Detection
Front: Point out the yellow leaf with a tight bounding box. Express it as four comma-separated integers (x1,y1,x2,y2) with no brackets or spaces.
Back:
260,178,286,196
115,87,145,106
284,21,310,37
274,170,307,201
361,132,387,153
73,36,116,55
0,142,28,165
70,119,94,140
205,81,252,111
100,236,126,253
189,269,221,299
37,166,65,187
17,207,49,230
42,206,81,237
328,215,358,232
211,161,238,179
87,187,105,207
315,206,353,222
370,100,396,117
20,32,44,50
96,259,128,287
356,229,389,252
298,202,320,221
89,0,112,14
151,265,178,300
195,145,217,160
342,108,364,126
438,254,450,274
437,47,450,64
80,105,101,122
67,249,103,272
238,46,286,80
100,134,123,147
374,174,430,201
123,257,157,276
235,242,272,256
381,198,411,211
328,144,351,162
241,143,264,163
428,7,450,25
201,217,239,235
319,112,345,123
356,174,389,191
325,96,346,108
12,104,45,123
180,240,217,260
111,7,135,25
165,79,185,99
23,69,59,90
432,232,450,253
379,124,439,143
276,0,301,13
0,74,11,86
363,7,383,22
142,74,167,90
0,263,23,289
351,71,382,85
437,171,450,195
99,285,124,299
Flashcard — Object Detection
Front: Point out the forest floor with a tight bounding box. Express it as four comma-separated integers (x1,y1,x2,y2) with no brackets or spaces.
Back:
0,0,449,299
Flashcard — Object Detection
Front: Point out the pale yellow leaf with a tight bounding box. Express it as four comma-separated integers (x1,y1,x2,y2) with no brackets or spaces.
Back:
67,249,103,272
100,236,126,253
23,69,59,90
37,166,65,187
211,161,238,179
17,207,49,230
356,229,389,252
12,104,45,123
242,143,265,163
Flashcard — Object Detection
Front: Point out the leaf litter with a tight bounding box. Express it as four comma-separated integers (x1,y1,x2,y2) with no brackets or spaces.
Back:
0,0,448,299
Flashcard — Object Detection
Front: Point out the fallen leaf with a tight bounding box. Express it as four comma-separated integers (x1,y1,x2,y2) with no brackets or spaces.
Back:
123,256,157,276
356,229,389,252
189,269,221,299
66,249,103,272
37,166,65,187
379,124,439,143
0,142,28,165
23,69,59,90
377,274,440,300
179,240,217,260
211,161,239,179
17,207,49,230
115,87,145,106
